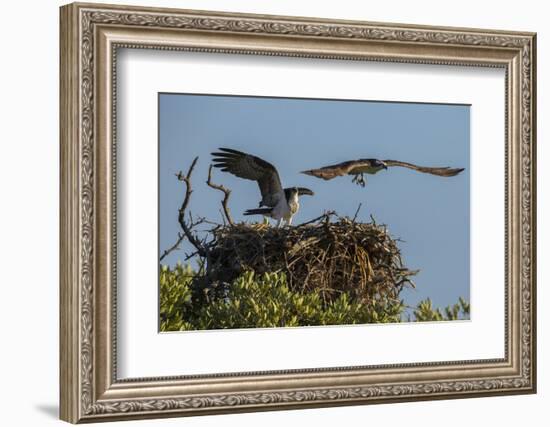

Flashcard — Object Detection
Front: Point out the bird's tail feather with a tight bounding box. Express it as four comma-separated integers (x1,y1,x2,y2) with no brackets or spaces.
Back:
244,208,273,216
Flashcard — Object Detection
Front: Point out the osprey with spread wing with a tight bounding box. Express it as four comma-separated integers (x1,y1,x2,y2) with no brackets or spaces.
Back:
211,148,314,226
301,158,464,187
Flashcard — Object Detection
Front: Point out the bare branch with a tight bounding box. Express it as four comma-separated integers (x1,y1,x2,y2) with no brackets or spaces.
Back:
189,216,207,228
160,232,184,261
160,157,206,261
175,156,208,258
206,165,235,226
219,209,227,226
184,250,200,261
160,156,209,262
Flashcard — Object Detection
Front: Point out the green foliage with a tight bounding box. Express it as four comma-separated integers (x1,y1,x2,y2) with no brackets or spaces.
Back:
413,297,470,322
159,265,470,331
160,266,404,331
159,264,195,331
194,271,404,329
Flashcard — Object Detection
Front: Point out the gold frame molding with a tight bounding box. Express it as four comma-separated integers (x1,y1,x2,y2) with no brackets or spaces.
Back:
60,2,537,423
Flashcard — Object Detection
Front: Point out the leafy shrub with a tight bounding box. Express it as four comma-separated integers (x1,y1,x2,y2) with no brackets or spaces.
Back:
193,271,404,330
159,264,195,331
159,264,469,331
160,266,404,331
413,297,470,322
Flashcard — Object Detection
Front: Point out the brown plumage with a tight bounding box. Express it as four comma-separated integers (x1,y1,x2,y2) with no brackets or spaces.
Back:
212,147,284,208
383,159,465,177
302,158,464,187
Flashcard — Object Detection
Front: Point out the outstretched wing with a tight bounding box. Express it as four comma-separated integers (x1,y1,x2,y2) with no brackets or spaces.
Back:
211,148,283,204
301,160,373,181
383,159,464,177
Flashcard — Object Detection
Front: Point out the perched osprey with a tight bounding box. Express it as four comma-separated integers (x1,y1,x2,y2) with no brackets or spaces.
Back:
301,158,464,187
211,148,314,226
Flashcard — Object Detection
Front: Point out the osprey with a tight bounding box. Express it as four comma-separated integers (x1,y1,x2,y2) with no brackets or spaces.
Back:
211,148,314,226
301,158,464,187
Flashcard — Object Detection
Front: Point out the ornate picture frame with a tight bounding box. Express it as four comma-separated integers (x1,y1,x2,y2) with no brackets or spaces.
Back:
60,2,536,423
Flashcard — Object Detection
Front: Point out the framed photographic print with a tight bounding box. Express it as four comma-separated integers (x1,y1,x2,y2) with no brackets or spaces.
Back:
60,2,537,423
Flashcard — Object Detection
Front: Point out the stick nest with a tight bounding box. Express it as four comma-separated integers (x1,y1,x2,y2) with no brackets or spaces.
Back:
207,214,417,304
163,158,417,306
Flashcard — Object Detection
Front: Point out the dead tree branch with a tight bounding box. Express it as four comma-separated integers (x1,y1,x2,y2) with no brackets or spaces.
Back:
176,157,207,257
160,156,208,261
160,232,184,261
207,164,235,226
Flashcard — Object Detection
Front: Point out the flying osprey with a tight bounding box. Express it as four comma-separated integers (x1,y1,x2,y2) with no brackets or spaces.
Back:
301,158,464,187
211,148,314,226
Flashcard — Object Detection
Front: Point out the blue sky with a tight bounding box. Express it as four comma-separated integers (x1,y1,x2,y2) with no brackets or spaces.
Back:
159,93,470,312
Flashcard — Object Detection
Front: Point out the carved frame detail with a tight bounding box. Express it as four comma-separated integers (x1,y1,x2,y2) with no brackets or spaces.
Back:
60,2,536,423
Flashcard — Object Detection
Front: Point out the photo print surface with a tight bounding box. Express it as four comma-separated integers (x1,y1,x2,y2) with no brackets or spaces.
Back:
158,93,470,331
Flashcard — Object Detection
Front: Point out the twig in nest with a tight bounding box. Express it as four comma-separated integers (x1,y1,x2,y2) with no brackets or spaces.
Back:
352,203,363,224
209,215,417,306
207,164,234,226
298,210,336,227
370,214,377,225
